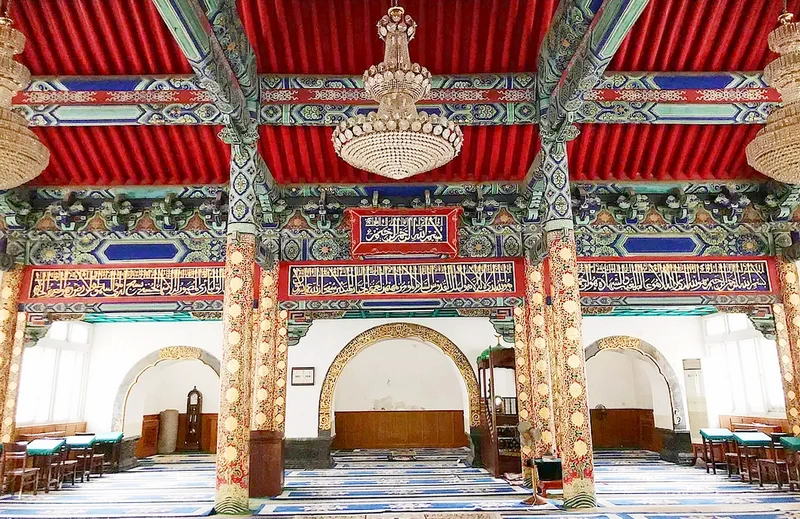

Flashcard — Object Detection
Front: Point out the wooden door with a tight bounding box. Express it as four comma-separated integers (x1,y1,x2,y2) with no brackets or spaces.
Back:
135,414,160,458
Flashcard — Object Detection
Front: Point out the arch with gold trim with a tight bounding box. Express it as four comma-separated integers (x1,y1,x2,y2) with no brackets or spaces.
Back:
111,346,221,431
318,323,481,432
585,336,687,432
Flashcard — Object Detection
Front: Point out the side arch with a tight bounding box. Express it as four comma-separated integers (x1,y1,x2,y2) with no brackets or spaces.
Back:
585,336,688,432
318,323,480,432
111,346,221,431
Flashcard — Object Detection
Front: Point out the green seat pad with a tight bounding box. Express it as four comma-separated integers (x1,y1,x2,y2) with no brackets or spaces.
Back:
700,428,734,441
27,439,65,456
781,436,800,451
733,431,772,447
66,435,96,448
94,432,123,444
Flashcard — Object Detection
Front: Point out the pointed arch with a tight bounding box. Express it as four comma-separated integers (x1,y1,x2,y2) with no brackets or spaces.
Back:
585,336,688,432
318,323,480,432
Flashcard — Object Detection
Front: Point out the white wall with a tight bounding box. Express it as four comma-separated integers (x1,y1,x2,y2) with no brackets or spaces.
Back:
586,349,673,429
84,321,223,432
123,359,219,436
334,339,465,412
286,317,498,439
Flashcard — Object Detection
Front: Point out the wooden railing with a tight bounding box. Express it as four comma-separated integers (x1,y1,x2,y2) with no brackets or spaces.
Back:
479,399,499,476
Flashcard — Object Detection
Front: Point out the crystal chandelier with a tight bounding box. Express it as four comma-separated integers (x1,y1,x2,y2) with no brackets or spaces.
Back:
747,5,800,184
331,3,463,180
0,0,49,189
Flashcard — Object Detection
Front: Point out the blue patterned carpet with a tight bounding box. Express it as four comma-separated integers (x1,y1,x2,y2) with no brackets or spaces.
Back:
3,449,800,517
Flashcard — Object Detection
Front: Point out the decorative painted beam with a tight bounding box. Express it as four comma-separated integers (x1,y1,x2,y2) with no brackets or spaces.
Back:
13,72,777,127
545,0,651,137
151,0,254,139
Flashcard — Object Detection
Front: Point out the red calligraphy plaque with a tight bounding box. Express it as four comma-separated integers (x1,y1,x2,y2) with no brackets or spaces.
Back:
348,207,461,258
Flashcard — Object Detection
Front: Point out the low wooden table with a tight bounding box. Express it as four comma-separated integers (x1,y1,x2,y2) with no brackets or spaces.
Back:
93,432,123,473
699,428,734,475
65,435,97,482
26,439,66,493
733,431,772,484
781,436,800,491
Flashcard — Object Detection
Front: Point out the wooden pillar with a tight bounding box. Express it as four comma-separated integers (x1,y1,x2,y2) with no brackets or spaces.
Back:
525,261,556,457
775,258,800,435
0,268,23,444
539,137,595,508
249,265,286,497
546,229,595,508
215,141,259,514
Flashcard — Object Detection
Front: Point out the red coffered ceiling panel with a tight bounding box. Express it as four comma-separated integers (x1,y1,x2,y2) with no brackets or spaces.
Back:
259,125,540,184
31,126,230,187
239,0,558,74
610,0,800,72
568,124,763,182
14,0,192,75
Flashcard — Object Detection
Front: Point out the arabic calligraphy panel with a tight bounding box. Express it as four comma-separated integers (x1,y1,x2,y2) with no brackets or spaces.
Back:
348,208,461,258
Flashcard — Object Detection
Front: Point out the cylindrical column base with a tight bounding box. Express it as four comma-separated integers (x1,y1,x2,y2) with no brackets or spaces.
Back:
249,430,285,498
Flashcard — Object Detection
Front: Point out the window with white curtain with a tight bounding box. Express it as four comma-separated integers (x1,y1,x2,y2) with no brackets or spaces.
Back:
16,321,91,425
703,313,785,416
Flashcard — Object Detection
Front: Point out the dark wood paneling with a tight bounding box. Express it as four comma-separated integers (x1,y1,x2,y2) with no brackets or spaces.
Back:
136,414,160,458
332,411,468,450
590,408,656,450
719,414,787,433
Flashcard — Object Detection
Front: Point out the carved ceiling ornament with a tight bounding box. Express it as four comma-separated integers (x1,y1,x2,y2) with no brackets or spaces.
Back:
596,335,642,351
158,346,203,361
317,322,480,431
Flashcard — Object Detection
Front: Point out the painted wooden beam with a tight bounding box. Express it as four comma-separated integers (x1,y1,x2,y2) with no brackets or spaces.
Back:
544,0,651,137
14,72,776,127
151,0,253,138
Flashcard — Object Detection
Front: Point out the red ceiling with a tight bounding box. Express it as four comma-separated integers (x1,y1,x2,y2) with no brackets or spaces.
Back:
9,1,784,187
259,125,540,184
610,0,800,72
240,0,558,75
568,124,763,182
32,126,230,187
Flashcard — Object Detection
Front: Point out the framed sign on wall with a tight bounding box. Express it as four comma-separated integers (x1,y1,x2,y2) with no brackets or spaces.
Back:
291,367,315,386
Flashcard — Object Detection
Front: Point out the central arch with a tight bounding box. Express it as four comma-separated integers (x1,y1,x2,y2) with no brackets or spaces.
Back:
585,335,688,432
318,323,480,432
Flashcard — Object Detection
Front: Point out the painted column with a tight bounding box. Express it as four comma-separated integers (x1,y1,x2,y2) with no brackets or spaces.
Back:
252,266,278,432
525,261,557,457
512,305,536,486
0,268,24,443
775,258,800,435
215,142,259,514
541,137,595,508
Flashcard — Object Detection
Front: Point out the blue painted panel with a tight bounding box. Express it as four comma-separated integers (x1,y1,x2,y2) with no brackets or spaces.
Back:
59,77,142,91
622,236,697,254
653,75,732,90
103,242,180,261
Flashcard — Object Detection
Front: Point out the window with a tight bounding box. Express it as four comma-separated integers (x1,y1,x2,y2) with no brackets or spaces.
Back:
703,313,785,416
16,322,91,425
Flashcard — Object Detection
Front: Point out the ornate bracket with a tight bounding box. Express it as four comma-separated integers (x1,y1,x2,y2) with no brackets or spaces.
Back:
613,189,650,225
764,183,800,222
664,188,699,225
48,192,93,231
572,187,601,224
152,193,191,231
463,188,500,227
302,191,343,231
704,187,751,225
199,191,229,232
99,195,141,232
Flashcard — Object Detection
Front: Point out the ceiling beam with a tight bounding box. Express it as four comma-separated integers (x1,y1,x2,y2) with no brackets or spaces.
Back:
544,0,651,137
151,0,254,139
15,72,775,127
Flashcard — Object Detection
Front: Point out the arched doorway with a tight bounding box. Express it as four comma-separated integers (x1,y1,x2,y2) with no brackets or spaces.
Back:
111,347,221,455
585,336,687,454
318,323,480,448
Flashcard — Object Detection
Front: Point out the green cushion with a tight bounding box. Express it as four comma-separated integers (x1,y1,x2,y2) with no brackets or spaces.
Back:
733,431,772,447
700,428,734,441
94,432,123,444
26,439,65,456
66,435,96,448
781,436,800,451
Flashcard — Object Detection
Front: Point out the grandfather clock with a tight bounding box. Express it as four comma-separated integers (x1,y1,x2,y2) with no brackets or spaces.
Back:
185,387,203,451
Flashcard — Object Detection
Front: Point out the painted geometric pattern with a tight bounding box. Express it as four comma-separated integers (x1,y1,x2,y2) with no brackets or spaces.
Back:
216,234,255,514
512,303,536,481
546,230,595,508
252,266,279,431
272,304,290,433
0,268,23,443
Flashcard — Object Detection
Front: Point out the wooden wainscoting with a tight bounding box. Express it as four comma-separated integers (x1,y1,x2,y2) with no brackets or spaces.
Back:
136,413,218,457
332,410,468,450
16,421,87,441
718,414,788,433
590,408,657,450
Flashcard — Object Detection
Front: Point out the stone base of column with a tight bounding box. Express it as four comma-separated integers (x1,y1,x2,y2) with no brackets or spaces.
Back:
469,427,483,468
285,437,333,469
249,430,285,498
